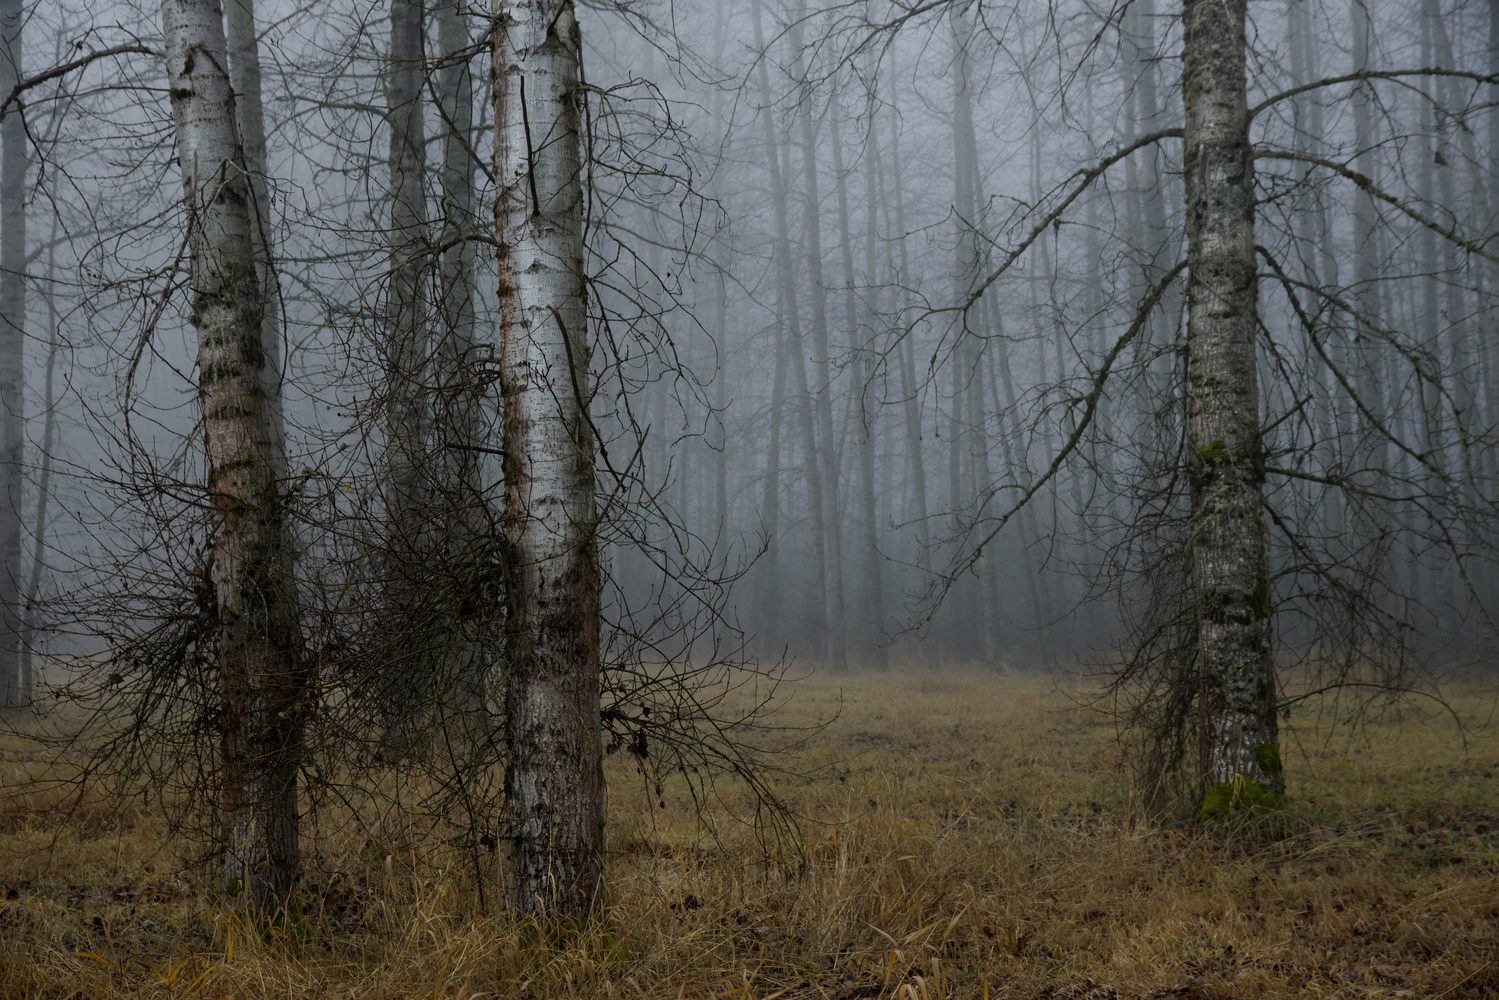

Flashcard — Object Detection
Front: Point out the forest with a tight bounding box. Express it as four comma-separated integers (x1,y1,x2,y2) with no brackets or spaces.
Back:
0,0,1497,994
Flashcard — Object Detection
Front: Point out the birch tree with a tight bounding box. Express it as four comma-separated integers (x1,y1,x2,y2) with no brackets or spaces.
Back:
494,0,605,916
162,0,306,906
1181,0,1280,800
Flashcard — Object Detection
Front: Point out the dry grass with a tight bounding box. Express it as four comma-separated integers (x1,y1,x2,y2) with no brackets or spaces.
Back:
2,667,1498,999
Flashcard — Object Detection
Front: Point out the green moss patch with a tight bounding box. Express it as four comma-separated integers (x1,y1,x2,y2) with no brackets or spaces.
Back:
1196,774,1287,825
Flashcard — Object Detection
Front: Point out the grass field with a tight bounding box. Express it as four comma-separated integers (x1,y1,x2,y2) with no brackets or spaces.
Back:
2,666,1497,999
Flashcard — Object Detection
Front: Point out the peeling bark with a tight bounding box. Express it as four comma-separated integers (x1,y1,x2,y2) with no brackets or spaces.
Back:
1181,0,1280,794
163,0,305,905
494,0,605,917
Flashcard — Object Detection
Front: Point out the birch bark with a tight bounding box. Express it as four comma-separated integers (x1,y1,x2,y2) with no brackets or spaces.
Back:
494,0,605,916
1181,0,1281,795
163,0,305,904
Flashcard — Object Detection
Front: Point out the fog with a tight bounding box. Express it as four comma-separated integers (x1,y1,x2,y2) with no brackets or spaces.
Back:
4,0,1497,687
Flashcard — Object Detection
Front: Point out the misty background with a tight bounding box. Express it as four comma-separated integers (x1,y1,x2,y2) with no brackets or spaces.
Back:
5,0,1497,682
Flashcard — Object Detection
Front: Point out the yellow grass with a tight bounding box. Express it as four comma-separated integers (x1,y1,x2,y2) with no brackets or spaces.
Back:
2,667,1497,999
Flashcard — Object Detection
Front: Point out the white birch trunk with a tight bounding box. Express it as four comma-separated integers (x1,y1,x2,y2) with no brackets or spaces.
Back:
163,0,305,905
494,0,605,916
1181,0,1280,795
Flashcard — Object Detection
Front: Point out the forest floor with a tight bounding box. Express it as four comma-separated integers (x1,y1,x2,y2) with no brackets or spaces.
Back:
2,664,1498,998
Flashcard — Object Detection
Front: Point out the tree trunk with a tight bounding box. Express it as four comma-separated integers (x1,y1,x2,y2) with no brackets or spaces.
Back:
982,298,1052,657
494,0,605,918
857,117,888,670
1349,0,1389,527
951,1,993,660
885,104,932,574
1181,0,1280,796
831,99,883,668
20,198,61,702
706,5,730,559
381,0,432,751
224,0,283,465
163,0,305,906
754,282,789,652
751,0,831,660
1429,4,1494,647
0,0,24,709
434,0,490,726
789,18,848,672
1486,0,1499,627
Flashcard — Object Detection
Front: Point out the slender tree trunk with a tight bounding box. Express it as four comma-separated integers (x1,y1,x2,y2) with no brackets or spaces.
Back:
163,0,305,906
951,1,993,660
831,99,883,668
1350,0,1388,509
494,0,604,917
884,103,932,573
790,18,848,672
380,0,432,751
983,298,1052,657
20,200,60,701
713,269,728,541
707,5,730,554
1429,5,1494,645
751,0,831,659
1417,0,1451,636
0,0,24,709
755,284,789,652
1134,0,1178,375
225,0,283,464
1486,0,1499,628
1124,0,1183,508
1181,0,1280,795
858,120,888,670
434,0,491,725
1083,133,1113,643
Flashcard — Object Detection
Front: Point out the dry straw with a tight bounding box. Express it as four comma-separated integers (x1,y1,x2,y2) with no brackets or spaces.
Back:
2,669,1496,998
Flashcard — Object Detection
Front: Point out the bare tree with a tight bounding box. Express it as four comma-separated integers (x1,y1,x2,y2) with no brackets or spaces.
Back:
162,0,306,906
1180,0,1279,799
0,0,25,709
495,0,605,917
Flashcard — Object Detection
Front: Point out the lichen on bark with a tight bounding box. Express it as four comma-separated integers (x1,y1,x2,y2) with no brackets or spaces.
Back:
1183,0,1281,799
